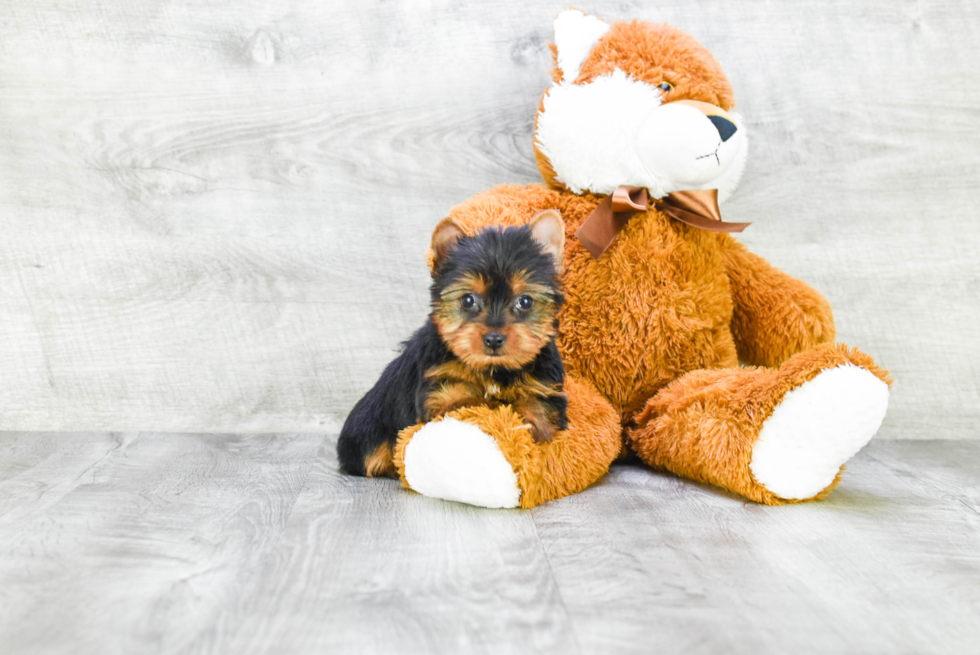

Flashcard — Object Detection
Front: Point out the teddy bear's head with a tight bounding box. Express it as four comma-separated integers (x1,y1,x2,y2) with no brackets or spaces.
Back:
534,10,747,202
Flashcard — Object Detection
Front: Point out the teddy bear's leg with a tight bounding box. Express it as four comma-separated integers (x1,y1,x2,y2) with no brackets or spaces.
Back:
393,377,621,509
627,343,891,504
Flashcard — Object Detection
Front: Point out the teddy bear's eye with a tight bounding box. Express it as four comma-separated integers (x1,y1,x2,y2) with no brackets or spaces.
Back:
658,81,673,94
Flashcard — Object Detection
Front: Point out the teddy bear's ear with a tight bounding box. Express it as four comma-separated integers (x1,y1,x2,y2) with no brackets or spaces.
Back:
528,209,565,269
430,217,467,272
553,9,610,83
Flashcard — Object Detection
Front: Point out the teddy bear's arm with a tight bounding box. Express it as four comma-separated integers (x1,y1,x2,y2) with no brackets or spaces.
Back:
721,237,836,367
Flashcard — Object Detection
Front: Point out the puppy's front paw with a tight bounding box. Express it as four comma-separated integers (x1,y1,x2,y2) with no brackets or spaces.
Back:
527,418,557,443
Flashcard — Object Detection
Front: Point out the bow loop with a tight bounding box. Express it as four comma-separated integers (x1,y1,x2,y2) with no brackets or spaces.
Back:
611,186,648,212
574,186,751,260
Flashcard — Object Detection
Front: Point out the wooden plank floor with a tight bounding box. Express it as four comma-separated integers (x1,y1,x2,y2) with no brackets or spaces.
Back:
1,435,978,654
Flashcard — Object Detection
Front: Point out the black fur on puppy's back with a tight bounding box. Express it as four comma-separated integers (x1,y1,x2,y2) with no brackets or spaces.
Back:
337,321,451,476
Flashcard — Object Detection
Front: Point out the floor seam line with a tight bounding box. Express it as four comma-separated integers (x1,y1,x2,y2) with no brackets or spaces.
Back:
529,510,586,655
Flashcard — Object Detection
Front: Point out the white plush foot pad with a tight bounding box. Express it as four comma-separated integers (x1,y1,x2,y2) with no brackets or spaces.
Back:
749,364,890,500
402,417,521,509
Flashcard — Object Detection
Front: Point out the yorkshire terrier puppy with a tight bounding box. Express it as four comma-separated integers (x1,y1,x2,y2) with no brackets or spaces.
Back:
337,210,568,478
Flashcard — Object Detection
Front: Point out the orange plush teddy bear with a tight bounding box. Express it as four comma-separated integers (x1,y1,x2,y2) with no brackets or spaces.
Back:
389,10,891,509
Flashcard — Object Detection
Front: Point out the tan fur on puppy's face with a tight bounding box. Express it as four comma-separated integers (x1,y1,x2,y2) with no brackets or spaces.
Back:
432,272,559,371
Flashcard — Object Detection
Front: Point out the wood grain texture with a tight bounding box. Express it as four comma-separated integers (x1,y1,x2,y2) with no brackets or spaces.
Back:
197,447,576,655
0,431,325,654
0,0,977,436
0,434,978,654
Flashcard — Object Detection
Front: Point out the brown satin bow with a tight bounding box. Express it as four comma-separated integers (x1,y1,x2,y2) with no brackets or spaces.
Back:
574,186,751,260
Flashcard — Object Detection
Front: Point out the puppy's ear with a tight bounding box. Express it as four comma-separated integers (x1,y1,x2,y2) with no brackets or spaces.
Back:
528,209,565,269
430,217,467,271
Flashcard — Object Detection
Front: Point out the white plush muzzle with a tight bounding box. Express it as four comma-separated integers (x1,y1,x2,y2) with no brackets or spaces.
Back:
535,70,748,201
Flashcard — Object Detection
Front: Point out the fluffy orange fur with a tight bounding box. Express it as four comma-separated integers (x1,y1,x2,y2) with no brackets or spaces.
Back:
437,184,755,422
575,20,735,107
628,343,893,504
416,182,891,506
397,15,890,507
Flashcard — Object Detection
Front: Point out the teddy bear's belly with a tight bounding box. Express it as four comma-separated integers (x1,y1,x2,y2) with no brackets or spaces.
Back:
557,211,738,421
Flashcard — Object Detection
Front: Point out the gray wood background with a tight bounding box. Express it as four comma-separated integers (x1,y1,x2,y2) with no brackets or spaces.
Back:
1,0,977,437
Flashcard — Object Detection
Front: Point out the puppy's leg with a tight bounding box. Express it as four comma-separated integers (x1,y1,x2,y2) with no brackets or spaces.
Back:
512,392,568,443
337,390,400,478
337,436,397,479
362,443,398,479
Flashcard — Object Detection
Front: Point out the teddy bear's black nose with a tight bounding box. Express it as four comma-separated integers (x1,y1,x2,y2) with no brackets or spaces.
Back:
707,115,738,142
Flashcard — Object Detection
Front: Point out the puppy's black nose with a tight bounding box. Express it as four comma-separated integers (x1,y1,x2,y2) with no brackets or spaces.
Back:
483,332,505,350
707,115,737,142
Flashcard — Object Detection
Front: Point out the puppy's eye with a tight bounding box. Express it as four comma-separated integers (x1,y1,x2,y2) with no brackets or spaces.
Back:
460,293,477,310
515,295,534,311
658,81,673,94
